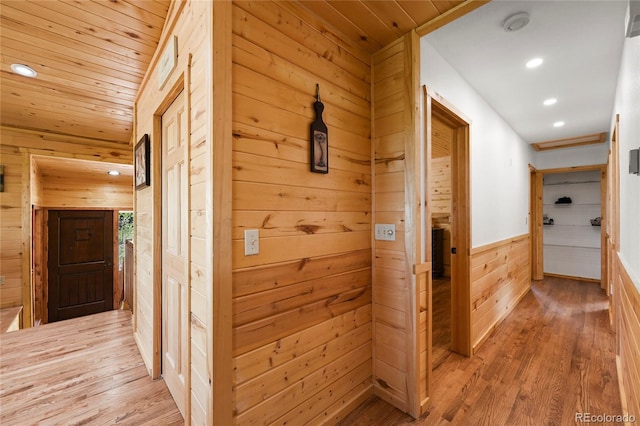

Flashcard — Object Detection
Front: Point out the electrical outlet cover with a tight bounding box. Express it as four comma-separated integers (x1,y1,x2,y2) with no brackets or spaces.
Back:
374,224,396,241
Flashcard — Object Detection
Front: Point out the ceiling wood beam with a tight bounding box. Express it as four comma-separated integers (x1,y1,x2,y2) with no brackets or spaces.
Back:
532,132,607,152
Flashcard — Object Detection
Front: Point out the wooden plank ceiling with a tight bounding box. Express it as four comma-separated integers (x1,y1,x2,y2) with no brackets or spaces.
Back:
0,0,171,145
294,0,465,53
34,155,133,180
0,0,466,147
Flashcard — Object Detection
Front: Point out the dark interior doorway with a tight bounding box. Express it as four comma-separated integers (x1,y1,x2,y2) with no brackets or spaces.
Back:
47,210,114,322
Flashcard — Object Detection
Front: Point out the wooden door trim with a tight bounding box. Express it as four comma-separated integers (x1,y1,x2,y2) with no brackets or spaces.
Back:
150,73,192,426
150,75,186,381
530,165,544,280
609,114,620,349
22,152,33,328
32,207,46,325
600,167,608,292
423,85,472,397
449,112,471,358
530,164,607,285
405,31,421,417
211,2,233,423
112,211,120,310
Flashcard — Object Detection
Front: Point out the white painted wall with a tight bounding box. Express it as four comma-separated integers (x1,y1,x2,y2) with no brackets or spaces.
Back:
536,143,608,170
611,26,640,290
420,39,536,248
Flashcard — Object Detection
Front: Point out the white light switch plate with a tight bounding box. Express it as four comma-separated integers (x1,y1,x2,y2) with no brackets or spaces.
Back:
374,224,396,241
244,229,259,255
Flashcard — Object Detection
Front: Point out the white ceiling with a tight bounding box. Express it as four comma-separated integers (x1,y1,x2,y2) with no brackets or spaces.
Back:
424,0,628,144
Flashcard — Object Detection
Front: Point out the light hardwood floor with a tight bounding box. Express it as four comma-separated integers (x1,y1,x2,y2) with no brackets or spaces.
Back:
0,310,183,425
0,277,621,425
340,276,622,425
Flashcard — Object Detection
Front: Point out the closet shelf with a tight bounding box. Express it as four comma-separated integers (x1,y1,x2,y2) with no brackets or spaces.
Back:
544,243,600,249
544,203,600,207
543,180,600,186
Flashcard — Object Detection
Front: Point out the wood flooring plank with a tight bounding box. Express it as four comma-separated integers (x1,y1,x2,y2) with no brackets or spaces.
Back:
0,310,182,425
339,277,623,425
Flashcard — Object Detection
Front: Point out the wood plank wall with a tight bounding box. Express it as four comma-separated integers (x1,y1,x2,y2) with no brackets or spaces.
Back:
0,144,24,310
371,34,419,414
431,157,451,277
30,158,43,206
616,257,640,420
133,0,212,423
39,172,132,210
431,115,452,277
470,234,531,351
230,1,373,423
0,127,132,327
431,135,451,279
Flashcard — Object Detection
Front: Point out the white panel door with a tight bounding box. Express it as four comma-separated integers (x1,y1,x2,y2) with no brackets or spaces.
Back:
162,90,188,417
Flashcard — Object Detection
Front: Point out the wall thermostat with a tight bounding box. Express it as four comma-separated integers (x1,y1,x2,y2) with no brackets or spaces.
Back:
630,148,639,175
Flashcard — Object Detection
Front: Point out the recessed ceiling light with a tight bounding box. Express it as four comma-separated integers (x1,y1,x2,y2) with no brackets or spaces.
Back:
10,63,37,78
553,121,565,128
107,170,121,176
543,98,557,106
526,57,543,69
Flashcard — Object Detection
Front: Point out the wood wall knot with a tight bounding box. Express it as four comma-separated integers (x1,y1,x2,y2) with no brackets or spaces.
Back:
296,224,320,234
377,378,390,389
375,153,405,165
261,214,274,229
297,258,310,271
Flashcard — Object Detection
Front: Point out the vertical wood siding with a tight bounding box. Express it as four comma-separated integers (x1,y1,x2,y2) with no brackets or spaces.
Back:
470,235,531,351
371,36,412,413
230,1,372,423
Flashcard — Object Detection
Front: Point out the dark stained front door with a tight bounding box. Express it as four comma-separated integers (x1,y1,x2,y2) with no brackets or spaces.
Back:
47,210,114,322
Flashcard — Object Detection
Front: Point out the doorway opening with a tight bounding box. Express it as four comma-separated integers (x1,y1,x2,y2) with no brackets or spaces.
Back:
117,212,134,268
118,211,134,310
430,110,454,369
530,165,607,287
542,170,603,281
424,88,472,377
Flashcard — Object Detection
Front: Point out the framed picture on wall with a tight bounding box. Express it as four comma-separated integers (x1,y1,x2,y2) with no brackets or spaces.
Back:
135,134,150,189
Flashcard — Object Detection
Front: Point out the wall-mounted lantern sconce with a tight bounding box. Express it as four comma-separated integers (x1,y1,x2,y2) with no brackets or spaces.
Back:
630,148,639,175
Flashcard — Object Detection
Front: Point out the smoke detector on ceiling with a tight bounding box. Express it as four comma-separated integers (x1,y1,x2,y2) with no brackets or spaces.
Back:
503,12,530,32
